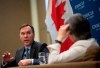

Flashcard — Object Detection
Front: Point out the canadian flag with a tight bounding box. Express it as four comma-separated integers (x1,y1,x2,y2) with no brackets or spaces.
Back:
45,0,73,52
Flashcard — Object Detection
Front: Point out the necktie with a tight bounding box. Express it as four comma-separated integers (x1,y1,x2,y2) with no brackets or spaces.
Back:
26,48,30,59
23,48,30,59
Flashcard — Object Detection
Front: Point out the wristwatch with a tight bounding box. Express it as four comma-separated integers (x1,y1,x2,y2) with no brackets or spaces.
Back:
55,40,62,44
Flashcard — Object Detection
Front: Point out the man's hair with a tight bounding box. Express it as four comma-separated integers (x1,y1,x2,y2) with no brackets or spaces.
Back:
66,13,92,40
19,24,34,33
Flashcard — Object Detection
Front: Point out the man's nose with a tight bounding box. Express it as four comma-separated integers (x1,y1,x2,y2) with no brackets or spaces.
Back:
24,34,28,37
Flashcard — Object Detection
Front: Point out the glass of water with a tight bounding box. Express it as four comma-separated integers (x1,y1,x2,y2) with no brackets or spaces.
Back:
38,52,48,65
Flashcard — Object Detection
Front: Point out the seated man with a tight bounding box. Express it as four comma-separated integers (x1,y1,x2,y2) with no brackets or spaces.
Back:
1,24,49,68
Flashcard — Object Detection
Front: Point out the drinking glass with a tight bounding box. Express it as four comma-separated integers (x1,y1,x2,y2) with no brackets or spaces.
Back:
38,52,49,65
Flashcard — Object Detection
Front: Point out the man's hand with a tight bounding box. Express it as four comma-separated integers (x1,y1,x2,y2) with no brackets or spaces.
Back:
18,59,32,66
2,51,14,63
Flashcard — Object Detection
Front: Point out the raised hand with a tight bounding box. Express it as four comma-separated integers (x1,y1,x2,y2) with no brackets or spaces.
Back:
2,51,14,63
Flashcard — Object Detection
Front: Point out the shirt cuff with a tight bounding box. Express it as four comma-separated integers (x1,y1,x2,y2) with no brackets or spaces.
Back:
2,61,7,67
31,59,34,64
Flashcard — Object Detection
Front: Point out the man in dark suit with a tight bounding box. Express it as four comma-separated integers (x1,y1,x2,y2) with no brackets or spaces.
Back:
1,24,49,68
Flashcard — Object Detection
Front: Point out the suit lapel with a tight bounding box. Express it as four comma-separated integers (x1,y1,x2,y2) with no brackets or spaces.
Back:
30,41,39,59
30,41,36,58
19,47,24,59
30,48,35,58
16,47,24,63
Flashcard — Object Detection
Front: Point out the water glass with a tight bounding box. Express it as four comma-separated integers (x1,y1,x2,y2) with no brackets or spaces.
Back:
38,52,48,65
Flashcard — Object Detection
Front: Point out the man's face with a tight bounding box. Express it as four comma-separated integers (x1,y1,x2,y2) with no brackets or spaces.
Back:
20,26,34,46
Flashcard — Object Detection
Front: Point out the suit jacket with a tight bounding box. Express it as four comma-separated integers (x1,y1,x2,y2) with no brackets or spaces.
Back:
1,41,49,68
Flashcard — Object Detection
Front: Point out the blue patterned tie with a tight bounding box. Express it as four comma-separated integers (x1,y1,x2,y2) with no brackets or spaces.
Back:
23,48,30,59
26,48,30,59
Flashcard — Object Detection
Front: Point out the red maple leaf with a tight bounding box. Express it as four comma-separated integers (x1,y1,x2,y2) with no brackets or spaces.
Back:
51,0,66,31
51,0,73,52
